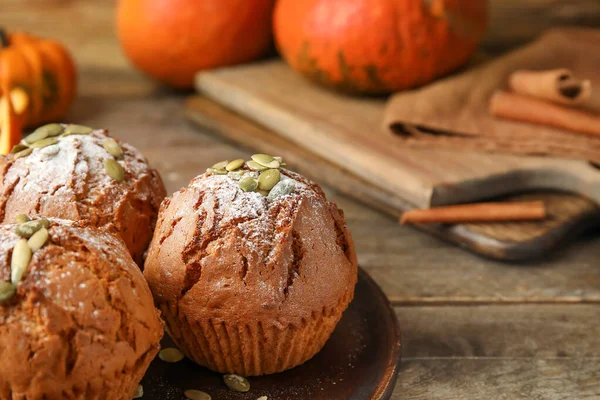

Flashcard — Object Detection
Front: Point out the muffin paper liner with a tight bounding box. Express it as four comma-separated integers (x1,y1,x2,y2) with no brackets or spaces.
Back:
161,289,354,376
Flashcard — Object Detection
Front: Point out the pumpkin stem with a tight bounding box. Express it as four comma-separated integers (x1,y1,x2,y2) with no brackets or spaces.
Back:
0,29,8,48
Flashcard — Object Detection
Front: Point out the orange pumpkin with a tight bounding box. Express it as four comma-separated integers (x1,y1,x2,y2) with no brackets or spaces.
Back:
117,0,276,89
0,28,77,153
274,0,487,94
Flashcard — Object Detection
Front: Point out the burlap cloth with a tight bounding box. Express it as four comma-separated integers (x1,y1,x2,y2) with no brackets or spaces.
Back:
384,28,600,163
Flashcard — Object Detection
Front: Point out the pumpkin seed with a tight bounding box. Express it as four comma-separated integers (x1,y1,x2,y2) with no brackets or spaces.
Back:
10,143,28,154
11,239,31,285
15,220,44,238
29,137,58,149
228,170,245,180
252,154,280,169
273,156,283,163
211,160,229,170
15,214,30,224
206,168,227,175
14,148,32,159
226,158,244,171
184,390,211,400
39,218,50,229
63,124,93,136
223,374,250,393
133,384,143,399
257,189,269,197
267,180,296,199
158,347,184,363
28,124,63,141
102,139,124,159
27,227,48,252
257,397,268,400
41,145,60,156
247,160,268,171
24,127,49,144
0,282,16,304
104,159,125,182
44,123,65,137
239,177,258,192
258,169,280,191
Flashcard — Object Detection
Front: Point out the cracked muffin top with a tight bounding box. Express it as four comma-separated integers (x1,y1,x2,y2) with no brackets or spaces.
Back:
0,124,166,265
0,217,163,400
144,156,358,328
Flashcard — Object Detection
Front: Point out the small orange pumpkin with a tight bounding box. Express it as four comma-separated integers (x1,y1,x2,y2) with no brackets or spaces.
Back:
0,28,77,153
274,0,487,94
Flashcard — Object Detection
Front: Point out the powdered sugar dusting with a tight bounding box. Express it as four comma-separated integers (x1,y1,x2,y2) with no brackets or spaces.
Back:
0,127,166,262
10,130,151,201
190,169,317,223
184,168,326,280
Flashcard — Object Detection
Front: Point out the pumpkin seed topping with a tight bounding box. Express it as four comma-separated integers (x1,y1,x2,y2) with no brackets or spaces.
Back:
15,220,44,238
102,139,124,159
184,390,211,400
212,160,229,170
11,239,32,285
247,160,268,171
158,347,184,363
14,148,32,159
257,397,268,400
15,214,30,224
257,189,270,197
24,128,49,144
104,159,125,182
133,384,143,398
252,154,280,169
63,124,93,136
39,218,50,229
226,158,244,171
10,143,29,154
206,168,227,176
258,169,281,191
239,177,258,192
0,282,16,304
273,156,283,163
268,179,296,199
223,374,250,393
27,228,49,252
29,123,63,140
228,170,245,180
29,137,58,149
44,123,65,137
41,145,60,156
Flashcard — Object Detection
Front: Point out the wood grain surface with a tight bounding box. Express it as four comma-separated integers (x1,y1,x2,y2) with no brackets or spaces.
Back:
4,1,600,399
185,95,600,260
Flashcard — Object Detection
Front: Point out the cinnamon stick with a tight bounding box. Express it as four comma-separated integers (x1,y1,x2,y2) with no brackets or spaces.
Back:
400,201,546,225
508,69,592,106
489,90,600,137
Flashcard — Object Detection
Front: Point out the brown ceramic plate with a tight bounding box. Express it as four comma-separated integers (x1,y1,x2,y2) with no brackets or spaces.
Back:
140,268,401,400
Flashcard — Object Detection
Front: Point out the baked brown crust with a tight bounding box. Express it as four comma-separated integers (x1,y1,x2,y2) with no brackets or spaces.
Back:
0,219,163,400
0,128,166,265
144,168,357,374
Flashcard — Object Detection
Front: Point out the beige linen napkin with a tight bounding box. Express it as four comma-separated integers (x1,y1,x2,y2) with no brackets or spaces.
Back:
384,28,600,163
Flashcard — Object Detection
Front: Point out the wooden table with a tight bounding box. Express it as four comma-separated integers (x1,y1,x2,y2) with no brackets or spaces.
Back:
4,1,600,399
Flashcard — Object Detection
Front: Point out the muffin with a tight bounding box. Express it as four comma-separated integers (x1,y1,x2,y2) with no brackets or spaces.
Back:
144,155,358,375
0,123,166,265
0,216,163,399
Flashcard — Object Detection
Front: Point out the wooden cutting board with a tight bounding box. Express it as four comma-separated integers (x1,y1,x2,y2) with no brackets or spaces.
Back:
189,60,600,261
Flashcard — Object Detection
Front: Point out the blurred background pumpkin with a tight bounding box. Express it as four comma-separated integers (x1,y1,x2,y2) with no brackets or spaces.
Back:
0,28,77,153
273,0,488,94
116,0,276,89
